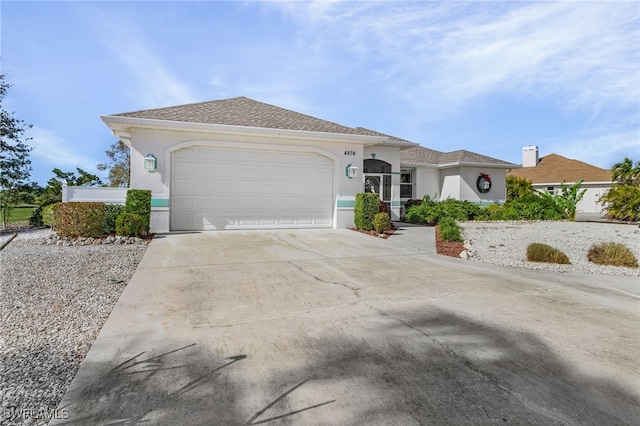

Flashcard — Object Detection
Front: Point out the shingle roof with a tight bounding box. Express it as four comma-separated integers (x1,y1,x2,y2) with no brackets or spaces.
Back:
353,127,416,145
401,146,514,166
508,153,612,183
114,96,362,135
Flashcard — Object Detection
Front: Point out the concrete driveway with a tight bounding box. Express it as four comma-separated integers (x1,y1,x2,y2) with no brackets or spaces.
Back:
52,226,639,425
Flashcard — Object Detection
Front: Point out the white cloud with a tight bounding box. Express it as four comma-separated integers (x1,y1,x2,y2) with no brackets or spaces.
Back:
270,2,639,116
29,127,101,174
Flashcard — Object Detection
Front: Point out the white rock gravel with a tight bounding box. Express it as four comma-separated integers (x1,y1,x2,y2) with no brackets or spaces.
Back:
1,229,147,425
461,221,640,276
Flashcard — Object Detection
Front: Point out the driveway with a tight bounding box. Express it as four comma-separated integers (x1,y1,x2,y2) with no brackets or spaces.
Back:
52,226,639,425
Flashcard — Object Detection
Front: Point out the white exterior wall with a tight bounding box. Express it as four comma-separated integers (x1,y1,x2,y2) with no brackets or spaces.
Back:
127,128,375,232
440,169,461,200
413,167,440,200
459,166,508,204
363,146,402,220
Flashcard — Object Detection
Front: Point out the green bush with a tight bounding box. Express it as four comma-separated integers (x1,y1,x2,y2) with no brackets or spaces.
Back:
482,195,565,221
600,185,640,222
124,189,152,233
526,243,570,264
438,216,462,242
53,202,106,238
29,200,58,227
354,193,380,231
373,212,391,233
41,203,59,229
104,204,126,234
406,198,481,225
116,212,145,237
587,242,638,268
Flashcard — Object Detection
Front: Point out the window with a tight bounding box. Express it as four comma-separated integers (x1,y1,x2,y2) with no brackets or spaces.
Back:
401,170,414,198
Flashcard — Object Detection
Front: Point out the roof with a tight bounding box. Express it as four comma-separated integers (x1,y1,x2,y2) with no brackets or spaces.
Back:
401,146,515,167
114,96,363,136
508,153,612,183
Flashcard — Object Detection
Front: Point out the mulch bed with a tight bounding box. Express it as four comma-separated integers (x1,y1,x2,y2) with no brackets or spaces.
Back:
435,224,466,258
351,226,397,239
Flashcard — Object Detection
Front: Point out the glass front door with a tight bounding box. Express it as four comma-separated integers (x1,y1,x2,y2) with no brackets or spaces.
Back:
364,174,391,202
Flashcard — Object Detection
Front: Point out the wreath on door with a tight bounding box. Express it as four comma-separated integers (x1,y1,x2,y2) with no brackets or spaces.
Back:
476,173,491,193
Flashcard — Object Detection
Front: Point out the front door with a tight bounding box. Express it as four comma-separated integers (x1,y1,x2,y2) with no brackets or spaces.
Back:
364,174,391,203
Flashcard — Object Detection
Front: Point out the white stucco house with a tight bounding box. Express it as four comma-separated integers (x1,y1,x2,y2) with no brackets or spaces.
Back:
99,97,518,232
508,146,613,213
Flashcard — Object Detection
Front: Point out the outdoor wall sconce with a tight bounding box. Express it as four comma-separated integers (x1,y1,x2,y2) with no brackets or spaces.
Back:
346,164,358,178
371,153,376,159
144,154,157,173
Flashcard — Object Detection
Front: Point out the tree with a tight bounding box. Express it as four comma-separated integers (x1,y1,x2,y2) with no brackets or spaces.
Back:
97,140,130,187
600,157,640,221
36,168,103,205
506,175,534,201
0,73,33,229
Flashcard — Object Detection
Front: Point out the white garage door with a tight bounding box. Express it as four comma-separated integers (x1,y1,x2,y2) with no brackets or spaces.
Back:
171,147,334,230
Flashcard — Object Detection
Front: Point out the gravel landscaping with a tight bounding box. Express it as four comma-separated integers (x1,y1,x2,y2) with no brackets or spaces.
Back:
461,221,640,276
1,229,147,425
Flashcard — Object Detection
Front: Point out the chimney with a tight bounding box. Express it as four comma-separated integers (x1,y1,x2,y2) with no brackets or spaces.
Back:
522,145,539,167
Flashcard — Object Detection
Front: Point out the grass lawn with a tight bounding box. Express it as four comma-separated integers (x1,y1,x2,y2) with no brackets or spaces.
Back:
3,205,36,223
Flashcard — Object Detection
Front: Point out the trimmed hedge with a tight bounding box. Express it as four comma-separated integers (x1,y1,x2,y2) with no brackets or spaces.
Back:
116,212,145,237
354,193,380,231
123,189,151,233
104,204,126,234
53,202,105,238
373,212,391,233
42,203,59,230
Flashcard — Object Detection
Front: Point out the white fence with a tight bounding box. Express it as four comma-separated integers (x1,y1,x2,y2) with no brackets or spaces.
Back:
61,185,128,205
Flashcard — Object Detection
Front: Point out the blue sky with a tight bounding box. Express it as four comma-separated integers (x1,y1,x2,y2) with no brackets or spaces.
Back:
2,1,639,185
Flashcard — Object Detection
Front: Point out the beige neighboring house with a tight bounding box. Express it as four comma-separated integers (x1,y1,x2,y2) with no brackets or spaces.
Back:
508,146,613,213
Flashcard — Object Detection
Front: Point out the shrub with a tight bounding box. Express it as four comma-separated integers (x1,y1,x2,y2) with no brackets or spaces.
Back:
526,243,570,264
116,212,145,237
53,202,106,238
373,212,391,233
41,203,59,229
484,195,565,221
124,189,152,233
354,193,380,231
104,204,126,234
600,185,640,222
379,199,387,213
587,242,638,268
438,216,462,242
405,198,481,225
29,200,58,227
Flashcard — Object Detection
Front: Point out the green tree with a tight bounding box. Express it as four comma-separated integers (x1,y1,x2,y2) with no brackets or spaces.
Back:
37,167,103,205
600,157,640,221
97,140,130,187
0,73,33,229
506,175,534,201
554,180,587,221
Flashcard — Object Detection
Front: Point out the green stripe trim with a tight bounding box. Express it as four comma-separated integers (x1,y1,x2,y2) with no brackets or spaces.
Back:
337,200,355,208
391,171,401,175
391,201,401,207
151,198,170,207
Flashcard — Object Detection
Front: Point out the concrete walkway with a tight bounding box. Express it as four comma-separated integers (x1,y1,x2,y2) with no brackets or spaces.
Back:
52,228,639,425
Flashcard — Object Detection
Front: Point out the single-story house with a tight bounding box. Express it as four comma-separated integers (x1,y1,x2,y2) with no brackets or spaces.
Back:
100,97,518,232
508,146,613,213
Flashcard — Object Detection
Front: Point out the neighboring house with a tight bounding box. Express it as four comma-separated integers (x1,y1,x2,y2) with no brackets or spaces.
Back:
99,97,517,232
508,146,613,213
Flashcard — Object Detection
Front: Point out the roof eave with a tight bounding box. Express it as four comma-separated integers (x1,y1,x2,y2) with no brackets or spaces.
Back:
101,115,388,145
438,161,521,169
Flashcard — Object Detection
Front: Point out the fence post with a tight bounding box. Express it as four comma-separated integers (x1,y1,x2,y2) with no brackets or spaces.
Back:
61,184,69,202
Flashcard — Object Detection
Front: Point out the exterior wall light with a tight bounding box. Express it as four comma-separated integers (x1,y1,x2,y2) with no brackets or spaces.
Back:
346,164,358,178
144,154,157,173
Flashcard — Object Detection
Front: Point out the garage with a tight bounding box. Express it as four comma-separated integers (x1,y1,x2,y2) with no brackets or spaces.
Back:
170,146,334,230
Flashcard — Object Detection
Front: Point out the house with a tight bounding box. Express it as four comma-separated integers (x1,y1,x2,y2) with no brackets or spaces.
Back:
100,97,517,232
508,146,613,213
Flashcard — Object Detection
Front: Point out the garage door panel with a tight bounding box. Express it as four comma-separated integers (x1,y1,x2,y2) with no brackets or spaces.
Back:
171,147,334,230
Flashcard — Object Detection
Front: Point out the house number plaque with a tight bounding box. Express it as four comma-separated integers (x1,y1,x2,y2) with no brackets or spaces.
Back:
344,150,356,156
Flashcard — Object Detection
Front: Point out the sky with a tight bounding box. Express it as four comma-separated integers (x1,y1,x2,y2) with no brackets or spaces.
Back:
2,1,639,186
